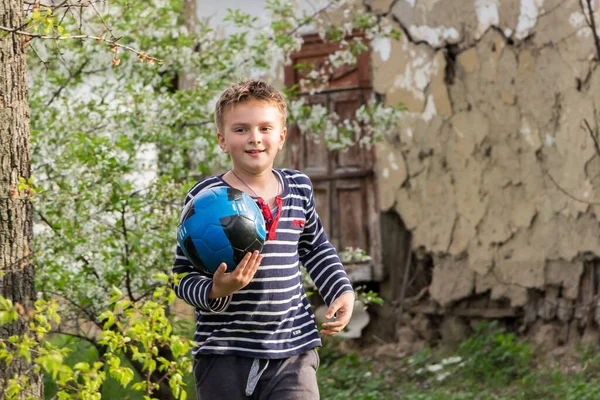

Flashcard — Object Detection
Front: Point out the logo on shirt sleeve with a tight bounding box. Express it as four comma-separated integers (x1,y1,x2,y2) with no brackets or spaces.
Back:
293,219,305,229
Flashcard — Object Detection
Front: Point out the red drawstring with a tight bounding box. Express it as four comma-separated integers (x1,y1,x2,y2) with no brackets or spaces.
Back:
257,197,281,240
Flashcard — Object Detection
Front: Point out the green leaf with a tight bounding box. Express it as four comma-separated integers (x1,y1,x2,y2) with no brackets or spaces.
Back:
0,309,18,325
74,362,90,372
37,351,64,379
153,272,169,282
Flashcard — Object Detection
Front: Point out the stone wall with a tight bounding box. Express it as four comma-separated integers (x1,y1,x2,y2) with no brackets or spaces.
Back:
369,0,600,345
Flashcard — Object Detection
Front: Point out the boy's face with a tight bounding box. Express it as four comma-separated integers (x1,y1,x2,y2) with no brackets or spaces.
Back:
218,100,287,174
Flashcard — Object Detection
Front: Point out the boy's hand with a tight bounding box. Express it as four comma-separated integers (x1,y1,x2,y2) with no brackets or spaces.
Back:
320,291,355,336
208,251,263,299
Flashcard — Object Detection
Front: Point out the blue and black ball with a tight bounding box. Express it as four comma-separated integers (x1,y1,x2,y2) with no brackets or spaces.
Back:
177,186,267,274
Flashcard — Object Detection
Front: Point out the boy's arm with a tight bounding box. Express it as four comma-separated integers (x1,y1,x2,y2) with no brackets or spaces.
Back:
298,177,354,307
172,245,232,312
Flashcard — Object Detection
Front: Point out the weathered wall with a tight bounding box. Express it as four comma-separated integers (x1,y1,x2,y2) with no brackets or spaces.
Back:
371,0,600,344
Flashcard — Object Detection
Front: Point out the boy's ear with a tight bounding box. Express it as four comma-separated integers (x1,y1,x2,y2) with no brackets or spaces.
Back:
279,126,287,150
217,132,228,153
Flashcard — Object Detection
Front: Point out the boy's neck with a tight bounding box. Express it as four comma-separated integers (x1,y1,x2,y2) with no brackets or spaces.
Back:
227,167,278,195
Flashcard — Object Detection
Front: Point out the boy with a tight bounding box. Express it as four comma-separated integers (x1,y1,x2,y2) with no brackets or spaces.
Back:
172,80,356,399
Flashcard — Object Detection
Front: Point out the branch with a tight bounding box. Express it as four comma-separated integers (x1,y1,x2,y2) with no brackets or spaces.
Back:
179,120,213,128
89,0,116,40
53,329,98,347
46,290,100,327
29,43,49,70
0,253,36,271
582,0,600,61
46,59,89,107
362,0,401,17
24,0,104,10
121,202,137,303
288,1,336,36
584,118,600,156
36,210,102,281
0,27,164,63
545,170,600,205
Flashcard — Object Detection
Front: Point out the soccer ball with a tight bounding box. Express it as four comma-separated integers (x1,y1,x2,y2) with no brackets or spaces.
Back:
177,186,267,274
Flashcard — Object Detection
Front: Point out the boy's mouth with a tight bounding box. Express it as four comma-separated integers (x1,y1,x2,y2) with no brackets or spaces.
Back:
245,149,265,154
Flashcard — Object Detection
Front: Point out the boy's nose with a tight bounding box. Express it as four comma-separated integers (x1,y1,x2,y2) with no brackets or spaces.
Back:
248,129,262,144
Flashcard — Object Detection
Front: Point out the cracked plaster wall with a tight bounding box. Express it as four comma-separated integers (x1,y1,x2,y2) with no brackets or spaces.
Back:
372,0,600,310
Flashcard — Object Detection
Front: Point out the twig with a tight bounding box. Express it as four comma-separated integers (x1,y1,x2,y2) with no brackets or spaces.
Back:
584,118,600,156
36,210,102,281
45,290,100,326
179,120,213,128
29,43,49,70
288,1,336,36
579,0,600,61
586,0,600,61
0,253,37,271
58,3,70,26
545,170,600,205
23,0,103,9
121,202,138,303
385,0,401,16
46,59,89,107
53,35,67,63
0,26,164,63
362,0,401,17
54,329,99,345
89,0,116,40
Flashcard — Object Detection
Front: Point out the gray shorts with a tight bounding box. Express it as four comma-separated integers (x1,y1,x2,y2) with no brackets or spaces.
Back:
193,348,320,400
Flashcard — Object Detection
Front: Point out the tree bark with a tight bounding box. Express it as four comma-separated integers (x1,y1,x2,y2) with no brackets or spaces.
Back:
0,0,44,397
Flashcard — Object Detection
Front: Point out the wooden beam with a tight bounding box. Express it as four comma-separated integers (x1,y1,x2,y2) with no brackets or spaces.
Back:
309,169,374,182
410,303,523,319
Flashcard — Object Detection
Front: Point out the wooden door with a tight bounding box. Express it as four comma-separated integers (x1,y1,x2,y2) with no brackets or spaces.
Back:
284,34,382,281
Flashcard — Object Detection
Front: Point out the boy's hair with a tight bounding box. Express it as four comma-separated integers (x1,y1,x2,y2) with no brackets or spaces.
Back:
215,80,287,131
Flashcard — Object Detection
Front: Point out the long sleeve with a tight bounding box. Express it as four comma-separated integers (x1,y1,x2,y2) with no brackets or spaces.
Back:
171,186,232,313
297,177,354,307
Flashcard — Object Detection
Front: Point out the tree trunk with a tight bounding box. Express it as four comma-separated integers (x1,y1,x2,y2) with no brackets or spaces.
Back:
0,0,43,397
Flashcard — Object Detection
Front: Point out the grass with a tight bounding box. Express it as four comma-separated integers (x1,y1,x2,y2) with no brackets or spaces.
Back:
43,322,600,399
317,322,600,400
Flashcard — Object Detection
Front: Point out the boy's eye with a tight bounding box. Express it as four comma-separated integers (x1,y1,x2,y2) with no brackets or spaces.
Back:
262,127,272,131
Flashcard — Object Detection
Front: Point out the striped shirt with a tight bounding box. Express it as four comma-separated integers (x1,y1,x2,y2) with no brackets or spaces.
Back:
172,168,354,359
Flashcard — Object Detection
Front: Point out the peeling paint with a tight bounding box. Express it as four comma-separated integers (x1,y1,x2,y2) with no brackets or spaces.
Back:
570,11,592,37
569,11,585,28
388,152,400,170
577,28,591,38
421,95,437,121
520,117,541,149
372,37,392,62
475,0,499,39
515,0,544,40
408,25,460,47
393,44,438,100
